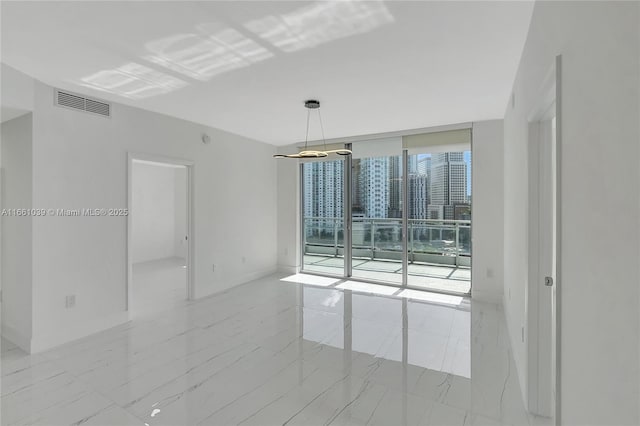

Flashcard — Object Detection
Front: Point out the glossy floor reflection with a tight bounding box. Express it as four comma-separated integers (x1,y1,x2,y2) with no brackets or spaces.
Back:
1,273,537,425
131,257,187,318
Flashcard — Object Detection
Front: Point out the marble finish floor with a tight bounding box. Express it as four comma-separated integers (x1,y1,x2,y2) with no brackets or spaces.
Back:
1,273,541,426
131,257,187,318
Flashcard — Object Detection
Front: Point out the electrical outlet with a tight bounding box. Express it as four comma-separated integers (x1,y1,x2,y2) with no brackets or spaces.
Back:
241,257,246,264
212,264,215,272
521,326,525,342
486,268,494,279
65,295,76,308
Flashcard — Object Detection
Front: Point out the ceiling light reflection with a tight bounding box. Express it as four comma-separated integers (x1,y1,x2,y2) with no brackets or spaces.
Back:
245,0,394,53
322,291,343,308
144,25,273,81
80,62,187,99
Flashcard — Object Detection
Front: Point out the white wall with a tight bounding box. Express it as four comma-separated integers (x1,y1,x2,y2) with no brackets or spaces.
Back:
28,79,277,352
1,63,34,123
503,2,639,424
1,114,33,351
132,162,184,264
471,120,504,303
174,167,187,260
276,150,300,273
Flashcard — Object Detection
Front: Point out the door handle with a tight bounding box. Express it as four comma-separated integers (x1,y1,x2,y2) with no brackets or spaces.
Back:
544,276,554,287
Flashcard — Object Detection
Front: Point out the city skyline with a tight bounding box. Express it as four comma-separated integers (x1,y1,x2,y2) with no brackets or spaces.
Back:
304,151,471,221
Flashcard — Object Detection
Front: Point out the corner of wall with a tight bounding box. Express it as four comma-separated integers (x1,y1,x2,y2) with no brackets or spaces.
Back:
1,323,33,353
1,63,35,122
1,113,35,354
276,151,301,273
470,119,505,304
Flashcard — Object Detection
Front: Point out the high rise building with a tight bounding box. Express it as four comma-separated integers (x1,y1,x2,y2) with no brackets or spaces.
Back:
304,152,468,222
357,157,390,218
428,152,468,219
388,156,403,218
303,161,344,219
351,160,362,215
408,155,418,174
418,156,432,205
417,156,430,175
408,174,429,219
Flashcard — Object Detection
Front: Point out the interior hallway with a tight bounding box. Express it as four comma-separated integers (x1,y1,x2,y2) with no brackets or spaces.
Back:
1,273,544,426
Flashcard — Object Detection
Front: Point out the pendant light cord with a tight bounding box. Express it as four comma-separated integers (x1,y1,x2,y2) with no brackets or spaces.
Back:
304,108,311,150
318,108,327,150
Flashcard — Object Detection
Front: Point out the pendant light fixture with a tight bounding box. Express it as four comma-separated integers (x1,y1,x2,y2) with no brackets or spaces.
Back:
273,100,352,159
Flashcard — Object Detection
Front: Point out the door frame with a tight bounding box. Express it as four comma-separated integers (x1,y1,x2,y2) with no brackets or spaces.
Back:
126,152,195,312
526,55,562,423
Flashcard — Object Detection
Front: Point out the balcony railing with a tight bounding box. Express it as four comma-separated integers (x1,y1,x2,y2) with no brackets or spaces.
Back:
303,217,471,267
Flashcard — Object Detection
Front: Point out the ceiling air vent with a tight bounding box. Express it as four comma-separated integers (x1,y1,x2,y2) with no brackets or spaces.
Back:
55,89,111,118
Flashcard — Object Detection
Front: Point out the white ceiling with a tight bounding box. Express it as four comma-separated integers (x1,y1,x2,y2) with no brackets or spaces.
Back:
1,1,534,146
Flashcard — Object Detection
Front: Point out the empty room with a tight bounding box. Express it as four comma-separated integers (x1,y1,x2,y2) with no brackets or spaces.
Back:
1,1,638,426
130,158,190,317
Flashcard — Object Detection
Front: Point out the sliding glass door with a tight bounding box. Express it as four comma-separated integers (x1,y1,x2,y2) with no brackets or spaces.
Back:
351,154,403,285
405,151,471,294
301,159,345,276
299,129,472,295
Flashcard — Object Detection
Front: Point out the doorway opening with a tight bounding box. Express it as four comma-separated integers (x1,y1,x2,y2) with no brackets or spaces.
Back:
127,155,193,318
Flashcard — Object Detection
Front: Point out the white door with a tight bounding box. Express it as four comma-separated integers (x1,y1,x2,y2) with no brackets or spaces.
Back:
527,114,556,419
527,57,560,423
538,116,556,418
523,56,561,424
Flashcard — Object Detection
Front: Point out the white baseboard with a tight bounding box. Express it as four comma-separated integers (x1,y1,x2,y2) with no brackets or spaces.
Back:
1,323,32,353
30,311,130,353
194,266,279,300
277,265,298,274
228,267,278,289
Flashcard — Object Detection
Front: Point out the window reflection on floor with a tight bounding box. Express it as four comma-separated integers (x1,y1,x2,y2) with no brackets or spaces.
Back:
297,276,470,378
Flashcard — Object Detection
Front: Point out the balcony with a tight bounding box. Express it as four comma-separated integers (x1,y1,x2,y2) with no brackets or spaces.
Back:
303,217,471,294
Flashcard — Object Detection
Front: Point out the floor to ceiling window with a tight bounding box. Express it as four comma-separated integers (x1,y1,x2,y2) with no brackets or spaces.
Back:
300,128,472,295
301,159,345,275
351,153,404,285
405,151,471,293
